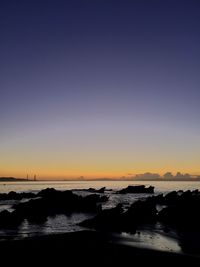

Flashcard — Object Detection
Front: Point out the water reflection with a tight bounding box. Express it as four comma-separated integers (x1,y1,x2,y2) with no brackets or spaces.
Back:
120,230,182,253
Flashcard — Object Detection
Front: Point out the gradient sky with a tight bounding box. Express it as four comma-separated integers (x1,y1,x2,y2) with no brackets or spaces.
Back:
0,0,200,179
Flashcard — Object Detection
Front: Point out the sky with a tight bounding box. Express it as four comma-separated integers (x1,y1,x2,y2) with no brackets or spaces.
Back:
0,0,200,179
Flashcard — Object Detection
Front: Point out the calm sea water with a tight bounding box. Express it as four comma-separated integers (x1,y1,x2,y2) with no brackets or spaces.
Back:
1,180,200,255
1,180,200,193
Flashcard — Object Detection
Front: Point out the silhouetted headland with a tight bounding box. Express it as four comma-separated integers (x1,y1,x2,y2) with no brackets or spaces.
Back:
0,177,27,182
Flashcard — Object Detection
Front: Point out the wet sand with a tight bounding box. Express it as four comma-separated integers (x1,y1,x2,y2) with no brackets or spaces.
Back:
0,230,199,266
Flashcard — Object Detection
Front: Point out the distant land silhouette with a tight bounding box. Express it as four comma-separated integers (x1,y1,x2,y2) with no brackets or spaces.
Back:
1,172,200,182
0,177,28,182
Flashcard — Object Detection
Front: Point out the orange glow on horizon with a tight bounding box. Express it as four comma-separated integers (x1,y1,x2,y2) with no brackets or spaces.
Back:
1,167,199,180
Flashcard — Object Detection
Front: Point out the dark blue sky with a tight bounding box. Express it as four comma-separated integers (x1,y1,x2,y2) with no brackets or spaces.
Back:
0,0,200,178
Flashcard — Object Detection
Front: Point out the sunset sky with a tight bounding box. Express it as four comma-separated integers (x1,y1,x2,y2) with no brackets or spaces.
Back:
0,1,200,179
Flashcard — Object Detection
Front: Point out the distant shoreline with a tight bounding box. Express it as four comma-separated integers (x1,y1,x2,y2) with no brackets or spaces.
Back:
0,177,31,182
1,177,200,182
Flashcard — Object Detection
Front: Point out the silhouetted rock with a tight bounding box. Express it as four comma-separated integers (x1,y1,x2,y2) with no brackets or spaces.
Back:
158,190,200,228
0,210,12,226
146,190,200,206
145,194,164,205
0,210,23,227
80,199,157,233
80,204,125,231
76,187,107,193
87,187,106,193
0,188,109,228
11,188,108,224
164,191,179,205
117,185,154,194
124,199,157,224
2,187,200,237
0,191,37,201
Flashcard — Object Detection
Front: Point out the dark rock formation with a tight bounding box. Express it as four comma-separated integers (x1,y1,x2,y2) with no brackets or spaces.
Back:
75,187,107,193
87,187,106,193
0,191,37,201
0,188,108,227
0,209,24,227
158,190,200,228
123,199,157,224
0,187,108,201
116,185,154,194
80,204,124,232
80,199,157,233
2,187,200,237
13,189,107,221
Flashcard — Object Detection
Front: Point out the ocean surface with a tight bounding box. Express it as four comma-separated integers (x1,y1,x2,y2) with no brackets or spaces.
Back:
1,180,200,255
2,180,200,194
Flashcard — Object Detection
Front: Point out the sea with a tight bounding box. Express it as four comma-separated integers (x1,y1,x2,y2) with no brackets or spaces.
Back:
1,180,200,255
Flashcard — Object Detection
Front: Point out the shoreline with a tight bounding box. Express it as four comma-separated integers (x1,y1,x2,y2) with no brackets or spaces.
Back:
1,185,200,263
0,230,199,265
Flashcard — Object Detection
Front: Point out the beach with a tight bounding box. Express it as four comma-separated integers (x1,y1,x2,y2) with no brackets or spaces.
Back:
1,230,200,266
0,182,200,267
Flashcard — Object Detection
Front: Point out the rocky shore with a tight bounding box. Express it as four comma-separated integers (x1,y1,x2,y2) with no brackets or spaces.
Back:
0,185,200,264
